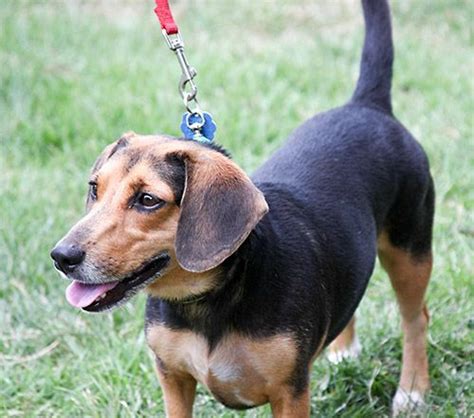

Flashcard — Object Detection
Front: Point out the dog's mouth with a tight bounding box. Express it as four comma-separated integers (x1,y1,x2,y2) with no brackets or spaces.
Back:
65,254,170,313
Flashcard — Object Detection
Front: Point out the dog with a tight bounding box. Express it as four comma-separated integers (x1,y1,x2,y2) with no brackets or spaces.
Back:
51,0,434,416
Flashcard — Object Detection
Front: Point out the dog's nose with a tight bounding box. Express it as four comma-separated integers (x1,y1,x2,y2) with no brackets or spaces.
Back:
50,243,86,273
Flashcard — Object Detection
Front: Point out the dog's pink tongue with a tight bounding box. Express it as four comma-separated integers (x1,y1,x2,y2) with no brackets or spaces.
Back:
66,281,118,308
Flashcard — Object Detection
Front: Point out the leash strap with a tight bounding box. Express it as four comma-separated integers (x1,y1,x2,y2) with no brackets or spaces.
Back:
154,0,216,143
154,0,179,35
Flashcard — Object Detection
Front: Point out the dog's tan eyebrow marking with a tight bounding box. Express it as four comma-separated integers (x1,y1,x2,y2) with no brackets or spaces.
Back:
131,176,148,188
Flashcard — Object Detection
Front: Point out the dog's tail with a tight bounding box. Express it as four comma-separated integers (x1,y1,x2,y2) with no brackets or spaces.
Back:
351,0,393,114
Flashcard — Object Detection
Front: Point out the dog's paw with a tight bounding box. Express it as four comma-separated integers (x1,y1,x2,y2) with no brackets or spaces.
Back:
392,388,425,416
327,336,361,364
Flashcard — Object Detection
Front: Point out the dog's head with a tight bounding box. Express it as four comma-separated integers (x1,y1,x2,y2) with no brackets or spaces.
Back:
50,132,268,312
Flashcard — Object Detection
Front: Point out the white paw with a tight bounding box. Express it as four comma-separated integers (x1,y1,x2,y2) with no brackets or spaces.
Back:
392,388,425,416
327,336,361,364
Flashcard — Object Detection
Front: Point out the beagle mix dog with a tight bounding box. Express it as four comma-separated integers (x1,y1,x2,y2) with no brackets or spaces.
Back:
51,0,434,416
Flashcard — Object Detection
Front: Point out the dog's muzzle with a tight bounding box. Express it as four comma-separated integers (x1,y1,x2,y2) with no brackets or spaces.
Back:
51,241,170,313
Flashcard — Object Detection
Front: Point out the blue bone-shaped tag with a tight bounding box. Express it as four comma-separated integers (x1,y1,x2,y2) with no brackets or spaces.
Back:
180,111,217,143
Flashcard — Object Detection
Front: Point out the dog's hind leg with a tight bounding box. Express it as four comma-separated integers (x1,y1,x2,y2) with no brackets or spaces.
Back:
377,167,434,415
327,316,361,364
378,232,432,416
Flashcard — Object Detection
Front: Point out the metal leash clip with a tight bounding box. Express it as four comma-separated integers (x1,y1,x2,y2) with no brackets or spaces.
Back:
161,30,216,143
162,30,198,112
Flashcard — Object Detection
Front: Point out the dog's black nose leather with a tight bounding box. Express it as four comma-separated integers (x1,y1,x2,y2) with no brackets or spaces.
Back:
51,243,85,273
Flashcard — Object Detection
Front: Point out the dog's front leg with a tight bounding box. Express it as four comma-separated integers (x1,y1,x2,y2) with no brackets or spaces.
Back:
269,386,310,418
155,357,196,418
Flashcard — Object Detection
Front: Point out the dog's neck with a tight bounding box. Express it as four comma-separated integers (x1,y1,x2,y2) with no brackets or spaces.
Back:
153,222,269,348
147,183,324,348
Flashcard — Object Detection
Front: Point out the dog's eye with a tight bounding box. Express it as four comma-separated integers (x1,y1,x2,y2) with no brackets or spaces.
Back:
89,181,98,200
136,193,164,210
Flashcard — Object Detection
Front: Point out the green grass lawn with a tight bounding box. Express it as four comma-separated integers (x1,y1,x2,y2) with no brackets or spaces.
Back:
1,0,473,416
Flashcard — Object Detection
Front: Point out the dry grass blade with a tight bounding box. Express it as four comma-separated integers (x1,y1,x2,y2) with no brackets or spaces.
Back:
0,341,60,365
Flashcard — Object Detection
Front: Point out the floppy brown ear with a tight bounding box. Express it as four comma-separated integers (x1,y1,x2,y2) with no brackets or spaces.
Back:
175,150,268,272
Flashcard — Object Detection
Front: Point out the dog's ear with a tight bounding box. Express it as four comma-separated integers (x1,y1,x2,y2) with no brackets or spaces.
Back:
173,149,268,272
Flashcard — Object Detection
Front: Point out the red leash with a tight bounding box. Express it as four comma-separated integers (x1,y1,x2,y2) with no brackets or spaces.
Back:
153,0,217,142
154,0,178,35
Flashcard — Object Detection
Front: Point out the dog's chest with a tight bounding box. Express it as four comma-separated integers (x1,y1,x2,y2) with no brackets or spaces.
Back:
147,324,297,407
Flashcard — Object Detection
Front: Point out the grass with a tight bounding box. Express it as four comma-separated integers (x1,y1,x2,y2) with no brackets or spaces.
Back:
0,0,473,416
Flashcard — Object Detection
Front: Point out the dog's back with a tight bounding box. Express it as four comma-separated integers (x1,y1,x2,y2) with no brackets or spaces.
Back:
252,0,434,340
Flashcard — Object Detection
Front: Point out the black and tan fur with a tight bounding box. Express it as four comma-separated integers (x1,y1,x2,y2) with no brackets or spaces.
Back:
51,1,434,416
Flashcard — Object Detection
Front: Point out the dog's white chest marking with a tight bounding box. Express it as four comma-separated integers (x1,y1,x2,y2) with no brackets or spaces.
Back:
147,325,297,406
